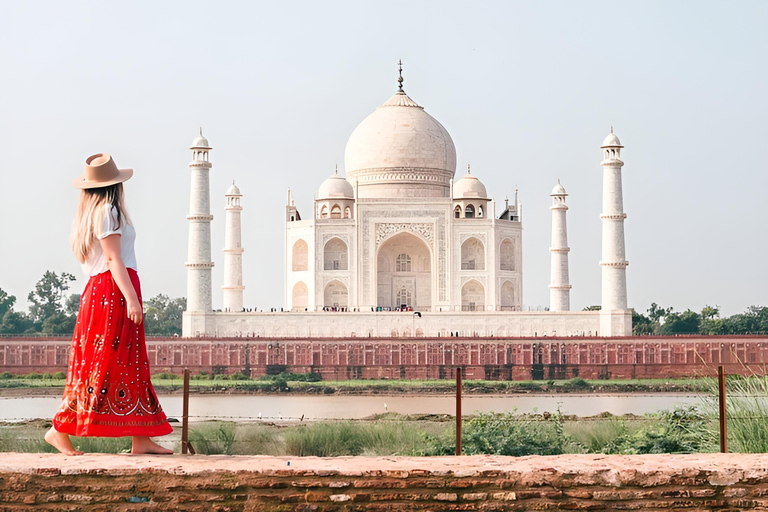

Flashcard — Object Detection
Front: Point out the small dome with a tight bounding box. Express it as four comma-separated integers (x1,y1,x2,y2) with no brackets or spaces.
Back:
317,171,354,200
226,182,241,195
453,168,487,199
190,129,211,149
551,181,567,196
601,130,623,148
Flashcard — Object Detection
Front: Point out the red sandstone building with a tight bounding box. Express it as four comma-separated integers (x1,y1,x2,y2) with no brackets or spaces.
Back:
2,336,766,380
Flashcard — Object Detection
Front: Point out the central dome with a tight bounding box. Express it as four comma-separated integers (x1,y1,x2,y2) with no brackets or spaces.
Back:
344,91,456,198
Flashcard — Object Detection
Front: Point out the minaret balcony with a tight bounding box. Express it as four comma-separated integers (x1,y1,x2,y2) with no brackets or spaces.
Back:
185,262,215,269
599,260,629,268
600,213,627,220
600,158,624,166
187,214,214,221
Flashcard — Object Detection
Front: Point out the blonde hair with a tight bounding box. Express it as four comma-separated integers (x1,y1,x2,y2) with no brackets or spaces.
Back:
70,183,132,264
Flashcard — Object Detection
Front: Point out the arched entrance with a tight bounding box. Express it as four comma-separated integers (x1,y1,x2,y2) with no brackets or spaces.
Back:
376,232,431,310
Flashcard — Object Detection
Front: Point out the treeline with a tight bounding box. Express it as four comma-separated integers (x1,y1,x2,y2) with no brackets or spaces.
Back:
632,303,768,336
0,271,185,336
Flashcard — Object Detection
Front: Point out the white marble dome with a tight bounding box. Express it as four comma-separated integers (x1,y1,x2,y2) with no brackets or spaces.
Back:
453,169,487,199
227,182,241,195
317,171,354,200
344,91,456,198
191,134,210,149
601,131,622,148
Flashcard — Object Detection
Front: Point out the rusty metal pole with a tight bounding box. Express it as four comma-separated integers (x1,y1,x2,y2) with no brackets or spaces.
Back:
456,367,462,456
182,367,190,454
718,365,727,453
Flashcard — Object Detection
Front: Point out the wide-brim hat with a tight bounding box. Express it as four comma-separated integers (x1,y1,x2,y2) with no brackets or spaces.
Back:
73,153,133,189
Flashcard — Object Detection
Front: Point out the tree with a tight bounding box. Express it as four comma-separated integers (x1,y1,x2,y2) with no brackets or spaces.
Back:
648,303,673,324
143,295,187,336
632,309,656,335
41,312,77,335
0,310,34,334
0,288,15,319
658,309,700,335
27,271,76,326
65,294,81,316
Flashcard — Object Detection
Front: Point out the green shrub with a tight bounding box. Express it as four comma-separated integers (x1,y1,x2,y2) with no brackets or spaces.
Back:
607,406,713,454
0,372,13,380
51,372,66,380
230,372,249,380
424,411,571,456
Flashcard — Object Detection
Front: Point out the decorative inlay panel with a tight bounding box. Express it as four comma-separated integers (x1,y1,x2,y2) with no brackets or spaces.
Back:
375,223,434,246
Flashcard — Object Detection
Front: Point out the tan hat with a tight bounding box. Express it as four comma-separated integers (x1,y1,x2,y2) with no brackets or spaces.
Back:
73,153,134,189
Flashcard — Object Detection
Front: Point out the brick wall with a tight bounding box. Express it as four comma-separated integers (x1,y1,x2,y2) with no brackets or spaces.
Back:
2,335,766,380
2,453,768,510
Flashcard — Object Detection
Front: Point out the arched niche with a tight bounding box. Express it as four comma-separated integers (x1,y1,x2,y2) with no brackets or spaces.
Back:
292,239,308,271
324,280,348,308
292,281,308,311
461,237,485,271
324,238,348,270
500,280,515,310
461,279,485,311
499,238,515,271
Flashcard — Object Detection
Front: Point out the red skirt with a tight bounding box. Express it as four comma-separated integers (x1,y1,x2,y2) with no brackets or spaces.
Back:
52,269,173,437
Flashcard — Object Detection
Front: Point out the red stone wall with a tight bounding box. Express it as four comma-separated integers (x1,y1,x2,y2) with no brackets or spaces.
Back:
2,453,768,511
1,335,766,380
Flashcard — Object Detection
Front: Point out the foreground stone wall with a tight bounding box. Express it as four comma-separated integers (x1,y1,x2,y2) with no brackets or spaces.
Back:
1,453,768,511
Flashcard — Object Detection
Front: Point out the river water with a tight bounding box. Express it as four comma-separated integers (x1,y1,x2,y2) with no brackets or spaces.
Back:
0,393,703,422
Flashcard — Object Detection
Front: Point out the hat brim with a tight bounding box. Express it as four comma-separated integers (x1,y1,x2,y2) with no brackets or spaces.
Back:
73,168,133,189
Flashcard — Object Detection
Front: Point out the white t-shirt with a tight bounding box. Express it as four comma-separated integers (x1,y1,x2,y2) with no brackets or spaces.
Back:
82,205,138,276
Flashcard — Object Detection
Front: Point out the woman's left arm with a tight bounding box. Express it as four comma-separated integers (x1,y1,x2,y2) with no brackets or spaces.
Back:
100,234,143,325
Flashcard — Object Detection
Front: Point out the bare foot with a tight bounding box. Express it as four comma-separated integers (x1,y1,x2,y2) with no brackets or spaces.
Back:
131,436,173,455
45,427,84,456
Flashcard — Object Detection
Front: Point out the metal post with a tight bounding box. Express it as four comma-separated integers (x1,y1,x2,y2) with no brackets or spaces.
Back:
182,368,190,455
456,367,462,456
718,365,727,453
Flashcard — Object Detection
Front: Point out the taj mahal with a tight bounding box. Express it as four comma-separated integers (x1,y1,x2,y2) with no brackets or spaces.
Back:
182,65,632,338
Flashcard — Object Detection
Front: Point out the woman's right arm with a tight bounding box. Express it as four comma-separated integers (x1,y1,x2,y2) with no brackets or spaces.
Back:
100,234,143,325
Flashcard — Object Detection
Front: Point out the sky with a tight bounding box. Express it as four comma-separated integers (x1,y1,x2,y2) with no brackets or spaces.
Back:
1,1,766,317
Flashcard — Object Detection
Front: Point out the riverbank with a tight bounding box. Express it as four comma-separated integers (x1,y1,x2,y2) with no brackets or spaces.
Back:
0,375,704,397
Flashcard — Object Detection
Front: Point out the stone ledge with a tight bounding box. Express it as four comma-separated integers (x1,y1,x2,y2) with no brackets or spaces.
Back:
2,453,768,511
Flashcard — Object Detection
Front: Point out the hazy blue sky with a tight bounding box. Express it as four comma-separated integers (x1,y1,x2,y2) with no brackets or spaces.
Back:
1,1,766,316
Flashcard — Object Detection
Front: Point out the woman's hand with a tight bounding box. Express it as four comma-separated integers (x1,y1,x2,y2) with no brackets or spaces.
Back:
127,297,144,325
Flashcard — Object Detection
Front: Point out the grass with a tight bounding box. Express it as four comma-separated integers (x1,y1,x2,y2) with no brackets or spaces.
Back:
699,372,768,453
0,372,706,393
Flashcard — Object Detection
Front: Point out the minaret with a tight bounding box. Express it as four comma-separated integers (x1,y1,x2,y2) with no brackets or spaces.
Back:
549,181,571,311
600,128,628,314
223,182,245,312
185,129,214,313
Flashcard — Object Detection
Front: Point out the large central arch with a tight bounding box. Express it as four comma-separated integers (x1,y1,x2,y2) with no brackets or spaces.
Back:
376,232,432,310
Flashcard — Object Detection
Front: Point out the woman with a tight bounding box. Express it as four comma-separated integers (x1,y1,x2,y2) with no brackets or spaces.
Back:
45,153,173,455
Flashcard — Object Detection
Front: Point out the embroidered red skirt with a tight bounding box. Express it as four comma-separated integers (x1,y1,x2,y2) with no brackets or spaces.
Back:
52,269,172,437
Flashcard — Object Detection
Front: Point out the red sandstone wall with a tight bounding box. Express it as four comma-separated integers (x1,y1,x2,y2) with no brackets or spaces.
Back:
2,335,766,380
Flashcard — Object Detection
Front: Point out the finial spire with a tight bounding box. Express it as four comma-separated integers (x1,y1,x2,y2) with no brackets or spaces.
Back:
397,59,404,92
610,125,613,134
467,163,471,174
200,127,203,136
334,164,338,175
